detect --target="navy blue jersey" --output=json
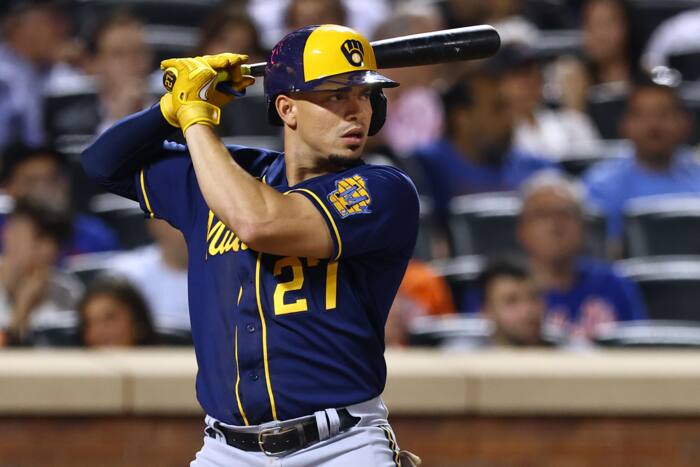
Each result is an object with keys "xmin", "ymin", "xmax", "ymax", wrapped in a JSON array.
[{"xmin": 109, "ymin": 111, "xmax": 419, "ymax": 425}]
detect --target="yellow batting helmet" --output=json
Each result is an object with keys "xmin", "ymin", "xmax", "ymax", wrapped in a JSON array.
[{"xmin": 264, "ymin": 24, "xmax": 399, "ymax": 135}]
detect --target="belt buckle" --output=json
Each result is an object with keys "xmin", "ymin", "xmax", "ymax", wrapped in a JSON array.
[{"xmin": 257, "ymin": 426, "xmax": 296, "ymax": 457}]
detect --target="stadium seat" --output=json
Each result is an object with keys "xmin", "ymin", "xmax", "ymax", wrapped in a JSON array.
[
  {"xmin": 669, "ymin": 51, "xmax": 700, "ymax": 82},
  {"xmin": 623, "ymin": 196, "xmax": 700, "ymax": 257},
  {"xmin": 628, "ymin": 0, "xmax": 700, "ymax": 54},
  {"xmin": 430, "ymin": 255, "xmax": 485, "ymax": 312},
  {"xmin": 448, "ymin": 192, "xmax": 522, "ymax": 257},
  {"xmin": 65, "ymin": 250, "xmax": 121, "ymax": 286},
  {"xmin": 587, "ymin": 91, "xmax": 627, "ymax": 139},
  {"xmin": 448, "ymin": 192, "xmax": 607, "ymax": 259},
  {"xmin": 616, "ymin": 256, "xmax": 700, "ymax": 321},
  {"xmin": 407, "ymin": 314, "xmax": 492, "ymax": 347},
  {"xmin": 559, "ymin": 140, "xmax": 626, "ymax": 177},
  {"xmin": 219, "ymin": 94, "xmax": 282, "ymax": 138},
  {"xmin": 679, "ymin": 89, "xmax": 700, "ymax": 144},
  {"xmin": 44, "ymin": 90, "xmax": 100, "ymax": 139},
  {"xmin": 413, "ymin": 197, "xmax": 437, "ymax": 261},
  {"xmin": 594, "ymin": 320, "xmax": 700, "ymax": 347},
  {"xmin": 89, "ymin": 194, "xmax": 153, "ymax": 249}
]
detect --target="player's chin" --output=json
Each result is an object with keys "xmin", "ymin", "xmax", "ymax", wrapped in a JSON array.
[{"xmin": 339, "ymin": 141, "xmax": 366, "ymax": 157}]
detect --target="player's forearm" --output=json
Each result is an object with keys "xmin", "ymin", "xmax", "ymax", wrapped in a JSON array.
[{"xmin": 184, "ymin": 125, "xmax": 291, "ymax": 239}]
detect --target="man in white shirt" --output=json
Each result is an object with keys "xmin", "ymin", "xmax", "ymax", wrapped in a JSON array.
[{"xmin": 108, "ymin": 218, "xmax": 190, "ymax": 336}]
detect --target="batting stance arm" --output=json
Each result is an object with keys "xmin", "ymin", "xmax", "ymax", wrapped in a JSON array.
[
  {"xmin": 81, "ymin": 105, "xmax": 175, "ymax": 199},
  {"xmin": 184, "ymin": 124, "xmax": 334, "ymax": 259}
]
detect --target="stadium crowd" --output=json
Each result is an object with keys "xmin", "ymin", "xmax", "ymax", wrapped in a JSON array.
[{"xmin": 2, "ymin": 0, "xmax": 700, "ymax": 349}]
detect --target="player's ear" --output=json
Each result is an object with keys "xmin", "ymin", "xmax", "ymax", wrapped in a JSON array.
[{"xmin": 276, "ymin": 94, "xmax": 297, "ymax": 129}]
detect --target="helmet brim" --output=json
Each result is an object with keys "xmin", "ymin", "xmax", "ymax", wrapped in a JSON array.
[{"xmin": 308, "ymin": 70, "xmax": 399, "ymax": 91}]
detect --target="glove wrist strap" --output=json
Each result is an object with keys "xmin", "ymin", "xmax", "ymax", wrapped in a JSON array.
[
  {"xmin": 159, "ymin": 94, "xmax": 180, "ymax": 128},
  {"xmin": 177, "ymin": 101, "xmax": 221, "ymax": 133}
]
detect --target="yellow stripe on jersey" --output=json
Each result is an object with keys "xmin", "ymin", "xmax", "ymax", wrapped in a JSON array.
[
  {"xmin": 139, "ymin": 168, "xmax": 155, "ymax": 218},
  {"xmin": 288, "ymin": 188, "xmax": 343, "ymax": 261},
  {"xmin": 256, "ymin": 252, "xmax": 278, "ymax": 420}
]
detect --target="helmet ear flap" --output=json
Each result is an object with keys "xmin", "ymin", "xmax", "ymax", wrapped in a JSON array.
[{"xmin": 368, "ymin": 89, "xmax": 387, "ymax": 136}]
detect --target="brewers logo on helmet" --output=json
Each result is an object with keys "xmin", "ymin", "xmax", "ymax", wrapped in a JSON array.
[{"xmin": 264, "ymin": 24, "xmax": 399, "ymax": 135}]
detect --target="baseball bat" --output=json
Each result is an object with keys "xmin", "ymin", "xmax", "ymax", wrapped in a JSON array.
[
  {"xmin": 163, "ymin": 25, "xmax": 500, "ymax": 93},
  {"xmin": 243, "ymin": 25, "xmax": 501, "ymax": 77}
]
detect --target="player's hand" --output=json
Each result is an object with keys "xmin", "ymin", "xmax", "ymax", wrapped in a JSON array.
[
  {"xmin": 159, "ymin": 56, "xmax": 221, "ymax": 132},
  {"xmin": 159, "ymin": 54, "xmax": 254, "ymax": 131}
]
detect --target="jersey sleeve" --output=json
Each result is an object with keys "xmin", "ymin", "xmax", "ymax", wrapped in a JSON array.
[
  {"xmin": 135, "ymin": 143, "xmax": 279, "ymax": 233},
  {"xmin": 134, "ymin": 141, "xmax": 198, "ymax": 232},
  {"xmin": 289, "ymin": 165, "xmax": 420, "ymax": 260}
]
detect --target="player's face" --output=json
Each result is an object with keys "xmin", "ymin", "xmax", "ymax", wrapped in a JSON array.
[{"xmin": 290, "ymin": 85, "xmax": 373, "ymax": 162}]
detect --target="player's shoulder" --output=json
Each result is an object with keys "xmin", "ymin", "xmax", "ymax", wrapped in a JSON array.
[
  {"xmin": 326, "ymin": 163, "xmax": 420, "ymax": 216},
  {"xmin": 341, "ymin": 163, "xmax": 417, "ymax": 192}
]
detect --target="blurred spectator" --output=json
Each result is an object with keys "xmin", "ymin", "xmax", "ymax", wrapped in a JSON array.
[
  {"xmin": 196, "ymin": 7, "xmax": 267, "ymax": 63},
  {"xmin": 413, "ymin": 73, "xmax": 556, "ymax": 218},
  {"xmin": 87, "ymin": 11, "xmax": 155, "ymax": 134},
  {"xmin": 478, "ymin": 258, "xmax": 549, "ymax": 347},
  {"xmin": 0, "ymin": 143, "xmax": 119, "ymax": 255},
  {"xmin": 248, "ymin": 0, "xmax": 390, "ymax": 48},
  {"xmin": 554, "ymin": 0, "xmax": 641, "ymax": 114},
  {"xmin": 385, "ymin": 260, "xmax": 456, "ymax": 347},
  {"xmin": 494, "ymin": 43, "xmax": 601, "ymax": 160},
  {"xmin": 584, "ymin": 81, "xmax": 698, "ymax": 251},
  {"xmin": 107, "ymin": 219, "xmax": 190, "ymax": 338},
  {"xmin": 78, "ymin": 276, "xmax": 158, "ymax": 347},
  {"xmin": 436, "ymin": 0, "xmax": 483, "ymax": 29},
  {"xmin": 372, "ymin": 7, "xmax": 445, "ymax": 157},
  {"xmin": 482, "ymin": 0, "xmax": 539, "ymax": 45},
  {"xmin": 284, "ymin": 0, "xmax": 347, "ymax": 32},
  {"xmin": 517, "ymin": 172, "xmax": 646, "ymax": 340},
  {"xmin": 642, "ymin": 8, "xmax": 700, "ymax": 72},
  {"xmin": 0, "ymin": 198, "xmax": 81, "ymax": 346},
  {"xmin": 0, "ymin": 0, "xmax": 71, "ymax": 152}
]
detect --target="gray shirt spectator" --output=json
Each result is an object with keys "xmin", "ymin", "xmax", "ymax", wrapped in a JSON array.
[{"xmin": 0, "ymin": 1, "xmax": 71, "ymax": 151}]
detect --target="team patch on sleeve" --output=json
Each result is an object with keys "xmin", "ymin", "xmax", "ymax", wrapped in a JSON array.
[{"xmin": 328, "ymin": 174, "xmax": 372, "ymax": 218}]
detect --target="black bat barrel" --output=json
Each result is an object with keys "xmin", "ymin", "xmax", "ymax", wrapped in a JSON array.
[{"xmin": 371, "ymin": 25, "xmax": 501, "ymax": 69}]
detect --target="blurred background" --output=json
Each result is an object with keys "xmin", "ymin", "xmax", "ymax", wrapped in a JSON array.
[{"xmin": 1, "ymin": 0, "xmax": 700, "ymax": 466}]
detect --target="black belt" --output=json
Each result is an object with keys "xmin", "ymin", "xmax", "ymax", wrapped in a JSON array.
[{"xmin": 205, "ymin": 409, "xmax": 360, "ymax": 456}]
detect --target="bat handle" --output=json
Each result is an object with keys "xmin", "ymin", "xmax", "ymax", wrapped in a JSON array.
[{"xmin": 162, "ymin": 63, "xmax": 266, "ymax": 95}]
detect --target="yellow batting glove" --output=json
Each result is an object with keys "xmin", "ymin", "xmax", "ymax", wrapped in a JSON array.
[
  {"xmin": 160, "ymin": 56, "xmax": 222, "ymax": 132},
  {"xmin": 159, "ymin": 93, "xmax": 179, "ymax": 128}
]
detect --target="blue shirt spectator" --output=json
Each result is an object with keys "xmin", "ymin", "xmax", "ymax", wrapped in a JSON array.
[
  {"xmin": 0, "ymin": 213, "xmax": 118, "ymax": 258},
  {"xmin": 516, "ymin": 172, "xmax": 646, "ymax": 341},
  {"xmin": 0, "ymin": 3, "xmax": 70, "ymax": 152},
  {"xmin": 415, "ymin": 138, "xmax": 556, "ymax": 214},
  {"xmin": 413, "ymin": 73, "xmax": 557, "ymax": 216},
  {"xmin": 583, "ymin": 80, "xmax": 697, "ymax": 250},
  {"xmin": 0, "ymin": 143, "xmax": 120, "ymax": 257},
  {"xmin": 545, "ymin": 259, "xmax": 646, "ymax": 323},
  {"xmin": 584, "ymin": 148, "xmax": 700, "ymax": 238}
]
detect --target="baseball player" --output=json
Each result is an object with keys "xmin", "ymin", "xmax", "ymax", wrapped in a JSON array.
[{"xmin": 82, "ymin": 25, "xmax": 420, "ymax": 466}]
